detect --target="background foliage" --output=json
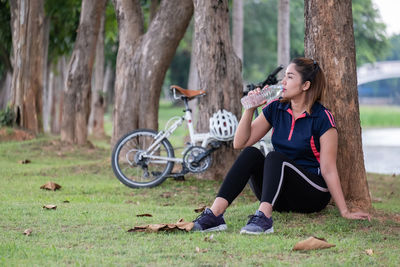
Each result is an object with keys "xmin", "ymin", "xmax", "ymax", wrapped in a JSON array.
[{"xmin": 0, "ymin": 0, "xmax": 399, "ymax": 102}]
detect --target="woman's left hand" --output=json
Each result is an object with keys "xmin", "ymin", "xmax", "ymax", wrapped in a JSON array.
[{"xmin": 341, "ymin": 210, "xmax": 371, "ymax": 221}]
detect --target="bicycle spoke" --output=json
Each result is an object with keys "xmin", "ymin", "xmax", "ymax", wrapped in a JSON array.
[{"xmin": 111, "ymin": 129, "xmax": 175, "ymax": 188}]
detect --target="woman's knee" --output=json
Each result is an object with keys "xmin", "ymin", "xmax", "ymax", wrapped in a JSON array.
[
  {"xmin": 240, "ymin": 146, "xmax": 264, "ymax": 158},
  {"xmin": 264, "ymin": 151, "xmax": 286, "ymax": 164}
]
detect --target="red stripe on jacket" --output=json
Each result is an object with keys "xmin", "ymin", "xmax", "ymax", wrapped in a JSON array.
[{"xmin": 310, "ymin": 136, "xmax": 320, "ymax": 163}]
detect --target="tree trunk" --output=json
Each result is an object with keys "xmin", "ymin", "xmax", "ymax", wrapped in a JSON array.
[
  {"xmin": 89, "ymin": 8, "xmax": 106, "ymax": 138},
  {"xmin": 232, "ymin": 0, "xmax": 244, "ymax": 62},
  {"xmin": 42, "ymin": 16, "xmax": 50, "ymax": 132},
  {"xmin": 0, "ymin": 71, "xmax": 12, "ymax": 110},
  {"xmin": 61, "ymin": 0, "xmax": 107, "ymax": 144},
  {"xmin": 112, "ymin": 0, "xmax": 193, "ymax": 145},
  {"xmin": 50, "ymin": 57, "xmax": 67, "ymax": 134},
  {"xmin": 149, "ymin": 0, "xmax": 159, "ymax": 23},
  {"xmin": 304, "ymin": 0, "xmax": 371, "ymax": 210},
  {"xmin": 9, "ymin": 0, "xmax": 45, "ymax": 133},
  {"xmin": 111, "ymin": 0, "xmax": 144, "ymax": 144},
  {"xmin": 277, "ymin": 0, "xmax": 290, "ymax": 74},
  {"xmin": 187, "ymin": 29, "xmax": 199, "ymax": 124},
  {"xmin": 103, "ymin": 63, "xmax": 113, "ymax": 114},
  {"xmin": 193, "ymin": 0, "xmax": 243, "ymax": 180}
]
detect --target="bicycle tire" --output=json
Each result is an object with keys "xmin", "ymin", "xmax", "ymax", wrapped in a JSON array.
[{"xmin": 111, "ymin": 129, "xmax": 175, "ymax": 188}]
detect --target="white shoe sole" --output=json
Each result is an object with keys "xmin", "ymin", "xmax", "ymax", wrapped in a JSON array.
[
  {"xmin": 200, "ymin": 224, "xmax": 227, "ymax": 232},
  {"xmin": 240, "ymin": 227, "xmax": 274, "ymax": 235}
]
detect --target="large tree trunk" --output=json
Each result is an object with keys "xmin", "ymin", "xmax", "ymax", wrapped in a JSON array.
[
  {"xmin": 187, "ymin": 29, "xmax": 199, "ymax": 124},
  {"xmin": 304, "ymin": 0, "xmax": 371, "ymax": 210},
  {"xmin": 277, "ymin": 0, "xmax": 290, "ymax": 72},
  {"xmin": 0, "ymin": 15, "xmax": 12, "ymax": 110},
  {"xmin": 61, "ymin": 0, "xmax": 107, "ymax": 144},
  {"xmin": 193, "ymin": 0, "xmax": 243, "ymax": 180},
  {"xmin": 50, "ymin": 57, "xmax": 67, "ymax": 134},
  {"xmin": 111, "ymin": 0, "xmax": 145, "ymax": 144},
  {"xmin": 112, "ymin": 0, "xmax": 193, "ymax": 144},
  {"xmin": 232, "ymin": 0, "xmax": 244, "ymax": 62},
  {"xmin": 103, "ymin": 63, "xmax": 113, "ymax": 114},
  {"xmin": 42, "ymin": 17, "xmax": 50, "ymax": 132},
  {"xmin": 9, "ymin": 0, "xmax": 45, "ymax": 133},
  {"xmin": 89, "ymin": 8, "xmax": 106, "ymax": 138},
  {"xmin": 0, "ymin": 71, "xmax": 12, "ymax": 110}
]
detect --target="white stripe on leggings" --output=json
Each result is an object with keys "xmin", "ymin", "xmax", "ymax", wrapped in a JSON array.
[{"xmin": 271, "ymin": 161, "xmax": 329, "ymax": 205}]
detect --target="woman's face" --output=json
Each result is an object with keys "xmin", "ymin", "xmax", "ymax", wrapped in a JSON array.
[{"xmin": 281, "ymin": 63, "xmax": 308, "ymax": 100}]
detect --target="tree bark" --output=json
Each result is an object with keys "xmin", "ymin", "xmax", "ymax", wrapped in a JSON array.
[
  {"xmin": 149, "ymin": 0, "xmax": 159, "ymax": 23},
  {"xmin": 89, "ymin": 8, "xmax": 106, "ymax": 138},
  {"xmin": 42, "ymin": 16, "xmax": 50, "ymax": 132},
  {"xmin": 0, "ymin": 71, "xmax": 12, "ymax": 110},
  {"xmin": 187, "ymin": 29, "xmax": 199, "ymax": 124},
  {"xmin": 277, "ymin": 0, "xmax": 290, "ymax": 73},
  {"xmin": 304, "ymin": 0, "xmax": 371, "ymax": 210},
  {"xmin": 112, "ymin": 0, "xmax": 193, "ymax": 145},
  {"xmin": 232, "ymin": 0, "xmax": 244, "ymax": 61},
  {"xmin": 50, "ymin": 57, "xmax": 67, "ymax": 134},
  {"xmin": 103, "ymin": 63, "xmax": 113, "ymax": 113},
  {"xmin": 61, "ymin": 0, "xmax": 107, "ymax": 144},
  {"xmin": 9, "ymin": 0, "xmax": 45, "ymax": 133},
  {"xmin": 193, "ymin": 0, "xmax": 243, "ymax": 180}
]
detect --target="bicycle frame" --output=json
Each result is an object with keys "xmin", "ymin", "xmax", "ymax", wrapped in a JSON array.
[
  {"xmin": 112, "ymin": 66, "xmax": 283, "ymax": 188},
  {"xmin": 139, "ymin": 90, "xmax": 217, "ymax": 164}
]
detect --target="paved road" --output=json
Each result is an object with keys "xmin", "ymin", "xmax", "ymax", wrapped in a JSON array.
[{"xmin": 362, "ymin": 128, "xmax": 400, "ymax": 175}]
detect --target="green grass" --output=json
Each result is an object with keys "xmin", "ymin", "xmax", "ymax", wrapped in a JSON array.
[
  {"xmin": 3, "ymin": 102, "xmax": 397, "ymax": 266},
  {"xmin": 360, "ymin": 105, "xmax": 400, "ymax": 128},
  {"xmin": 0, "ymin": 135, "xmax": 399, "ymax": 266}
]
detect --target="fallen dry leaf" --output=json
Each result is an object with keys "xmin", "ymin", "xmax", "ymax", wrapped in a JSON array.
[
  {"xmin": 43, "ymin": 204, "xmax": 57, "ymax": 210},
  {"xmin": 194, "ymin": 205, "xmax": 206, "ymax": 213},
  {"xmin": 19, "ymin": 159, "xmax": 31, "ymax": 164},
  {"xmin": 195, "ymin": 247, "xmax": 208, "ymax": 253},
  {"xmin": 365, "ymin": 249, "xmax": 374, "ymax": 256},
  {"xmin": 204, "ymin": 234, "xmax": 215, "ymax": 242},
  {"xmin": 40, "ymin": 182, "xmax": 61, "ymax": 191},
  {"xmin": 23, "ymin": 229, "xmax": 32, "ymax": 236},
  {"xmin": 292, "ymin": 236, "xmax": 335, "ymax": 251},
  {"xmin": 136, "ymin": 213, "xmax": 153, "ymax": 217},
  {"xmin": 160, "ymin": 192, "xmax": 172, "ymax": 198},
  {"xmin": 127, "ymin": 218, "xmax": 194, "ymax": 232}
]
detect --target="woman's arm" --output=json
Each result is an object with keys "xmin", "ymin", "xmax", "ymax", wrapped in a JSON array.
[
  {"xmin": 233, "ymin": 109, "xmax": 272, "ymax": 149},
  {"xmin": 319, "ymin": 128, "xmax": 371, "ymax": 220}
]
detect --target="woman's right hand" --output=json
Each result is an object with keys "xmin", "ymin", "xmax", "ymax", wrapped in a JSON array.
[{"xmin": 246, "ymin": 87, "xmax": 267, "ymax": 110}]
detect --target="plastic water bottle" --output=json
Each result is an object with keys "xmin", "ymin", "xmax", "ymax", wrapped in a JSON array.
[{"xmin": 241, "ymin": 84, "xmax": 283, "ymax": 110}]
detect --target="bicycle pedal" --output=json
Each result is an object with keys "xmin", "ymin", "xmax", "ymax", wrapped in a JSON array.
[
  {"xmin": 210, "ymin": 141, "xmax": 221, "ymax": 149},
  {"xmin": 173, "ymin": 176, "xmax": 185, "ymax": 181}
]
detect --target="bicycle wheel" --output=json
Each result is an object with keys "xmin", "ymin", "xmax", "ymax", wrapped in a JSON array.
[{"xmin": 111, "ymin": 129, "xmax": 175, "ymax": 188}]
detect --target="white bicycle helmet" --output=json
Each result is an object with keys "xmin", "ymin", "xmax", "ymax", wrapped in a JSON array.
[{"xmin": 209, "ymin": 109, "xmax": 238, "ymax": 141}]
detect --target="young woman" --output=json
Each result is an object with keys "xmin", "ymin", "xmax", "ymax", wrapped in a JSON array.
[{"xmin": 192, "ymin": 57, "xmax": 371, "ymax": 234}]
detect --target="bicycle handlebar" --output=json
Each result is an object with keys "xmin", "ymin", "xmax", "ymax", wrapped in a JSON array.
[{"xmin": 244, "ymin": 65, "xmax": 284, "ymax": 95}]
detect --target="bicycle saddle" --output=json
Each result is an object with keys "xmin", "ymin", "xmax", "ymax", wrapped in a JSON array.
[{"xmin": 170, "ymin": 85, "xmax": 206, "ymax": 99}]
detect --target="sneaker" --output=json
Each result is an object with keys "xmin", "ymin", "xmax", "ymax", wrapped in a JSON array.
[
  {"xmin": 192, "ymin": 208, "xmax": 227, "ymax": 232},
  {"xmin": 240, "ymin": 210, "xmax": 274, "ymax": 235}
]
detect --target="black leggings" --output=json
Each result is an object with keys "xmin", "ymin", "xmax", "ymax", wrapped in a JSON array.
[{"xmin": 217, "ymin": 147, "xmax": 331, "ymax": 213}]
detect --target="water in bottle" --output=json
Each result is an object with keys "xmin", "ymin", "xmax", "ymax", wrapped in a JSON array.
[{"xmin": 241, "ymin": 84, "xmax": 283, "ymax": 110}]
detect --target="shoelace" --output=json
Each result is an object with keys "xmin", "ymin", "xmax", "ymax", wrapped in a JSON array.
[
  {"xmin": 194, "ymin": 210, "xmax": 210, "ymax": 222},
  {"xmin": 247, "ymin": 214, "xmax": 262, "ymax": 224}
]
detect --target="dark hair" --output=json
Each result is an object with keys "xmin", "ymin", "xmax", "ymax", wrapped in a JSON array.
[{"xmin": 287, "ymin": 57, "xmax": 326, "ymax": 113}]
